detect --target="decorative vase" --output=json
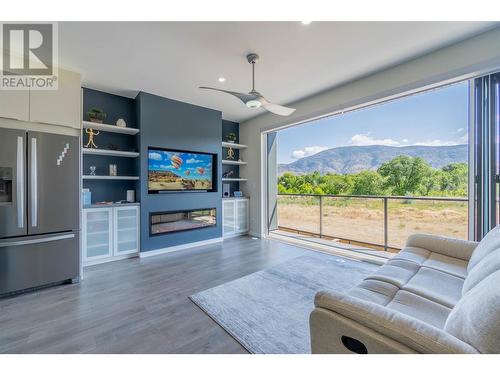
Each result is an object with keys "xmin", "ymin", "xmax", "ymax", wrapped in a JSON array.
[
  {"xmin": 89, "ymin": 118, "xmax": 103, "ymax": 124},
  {"xmin": 116, "ymin": 118, "xmax": 126, "ymax": 128}
]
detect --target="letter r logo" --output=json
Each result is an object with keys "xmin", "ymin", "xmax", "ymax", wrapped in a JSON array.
[{"xmin": 2, "ymin": 23, "xmax": 53, "ymax": 75}]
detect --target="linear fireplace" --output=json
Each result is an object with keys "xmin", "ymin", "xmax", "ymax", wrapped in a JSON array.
[{"xmin": 150, "ymin": 208, "xmax": 216, "ymax": 236}]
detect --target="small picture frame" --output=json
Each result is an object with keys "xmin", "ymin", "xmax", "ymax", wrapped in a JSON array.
[
  {"xmin": 234, "ymin": 191, "xmax": 243, "ymax": 198},
  {"xmin": 109, "ymin": 164, "xmax": 117, "ymax": 176}
]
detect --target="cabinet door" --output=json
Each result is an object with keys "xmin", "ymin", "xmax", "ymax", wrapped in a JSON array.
[
  {"xmin": 0, "ymin": 90, "xmax": 29, "ymax": 121},
  {"xmin": 223, "ymin": 200, "xmax": 236, "ymax": 237},
  {"xmin": 236, "ymin": 199, "xmax": 249, "ymax": 233},
  {"xmin": 113, "ymin": 206, "xmax": 139, "ymax": 255},
  {"xmin": 83, "ymin": 208, "xmax": 112, "ymax": 262},
  {"xmin": 29, "ymin": 69, "xmax": 81, "ymax": 128}
]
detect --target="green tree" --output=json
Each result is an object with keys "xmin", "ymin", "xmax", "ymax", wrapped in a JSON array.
[
  {"xmin": 377, "ymin": 155, "xmax": 431, "ymax": 196},
  {"xmin": 351, "ymin": 170, "xmax": 386, "ymax": 195}
]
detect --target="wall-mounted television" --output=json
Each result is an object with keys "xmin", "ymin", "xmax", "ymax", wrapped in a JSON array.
[{"xmin": 148, "ymin": 147, "xmax": 217, "ymax": 193}]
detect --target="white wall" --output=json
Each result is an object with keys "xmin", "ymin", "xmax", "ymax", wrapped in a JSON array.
[{"xmin": 239, "ymin": 26, "xmax": 500, "ymax": 237}]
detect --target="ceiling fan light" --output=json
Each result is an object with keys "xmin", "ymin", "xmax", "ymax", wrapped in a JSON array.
[{"xmin": 246, "ymin": 99, "xmax": 262, "ymax": 109}]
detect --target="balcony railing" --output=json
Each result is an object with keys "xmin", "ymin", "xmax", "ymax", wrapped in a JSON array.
[{"xmin": 276, "ymin": 193, "xmax": 468, "ymax": 251}]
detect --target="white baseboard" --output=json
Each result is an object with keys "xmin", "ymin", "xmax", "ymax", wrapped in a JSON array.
[
  {"xmin": 83, "ymin": 252, "xmax": 138, "ymax": 267},
  {"xmin": 248, "ymin": 231, "xmax": 263, "ymax": 238},
  {"xmin": 139, "ymin": 237, "xmax": 223, "ymax": 258}
]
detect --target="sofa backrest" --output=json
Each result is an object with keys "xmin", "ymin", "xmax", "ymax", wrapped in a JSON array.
[
  {"xmin": 445, "ymin": 270, "xmax": 500, "ymax": 353},
  {"xmin": 467, "ymin": 225, "xmax": 500, "ymax": 271},
  {"xmin": 463, "ymin": 247, "xmax": 500, "ymax": 294}
]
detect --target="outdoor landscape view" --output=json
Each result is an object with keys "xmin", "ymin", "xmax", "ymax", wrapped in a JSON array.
[{"xmin": 275, "ymin": 82, "xmax": 469, "ymax": 250}]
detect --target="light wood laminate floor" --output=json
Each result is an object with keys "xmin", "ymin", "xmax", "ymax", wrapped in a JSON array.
[{"xmin": 0, "ymin": 236, "xmax": 313, "ymax": 354}]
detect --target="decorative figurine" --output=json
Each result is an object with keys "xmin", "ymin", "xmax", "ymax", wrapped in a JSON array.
[
  {"xmin": 85, "ymin": 128, "xmax": 100, "ymax": 149},
  {"xmin": 116, "ymin": 118, "xmax": 126, "ymax": 128},
  {"xmin": 89, "ymin": 166, "xmax": 96, "ymax": 176},
  {"xmin": 222, "ymin": 170, "xmax": 234, "ymax": 178},
  {"xmin": 227, "ymin": 147, "xmax": 235, "ymax": 160}
]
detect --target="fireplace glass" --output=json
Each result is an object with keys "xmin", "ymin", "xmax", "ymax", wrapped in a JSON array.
[{"xmin": 150, "ymin": 208, "xmax": 216, "ymax": 235}]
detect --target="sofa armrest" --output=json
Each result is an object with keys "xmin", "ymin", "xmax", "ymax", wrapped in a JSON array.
[
  {"xmin": 405, "ymin": 233, "xmax": 478, "ymax": 261},
  {"xmin": 313, "ymin": 290, "xmax": 478, "ymax": 353}
]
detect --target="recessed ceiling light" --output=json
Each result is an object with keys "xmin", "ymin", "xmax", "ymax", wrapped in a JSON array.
[
  {"xmin": 301, "ymin": 21, "xmax": 311, "ymax": 25},
  {"xmin": 218, "ymin": 77, "xmax": 226, "ymax": 82}
]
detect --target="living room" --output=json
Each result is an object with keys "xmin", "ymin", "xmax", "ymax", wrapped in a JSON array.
[{"xmin": 1, "ymin": 2, "xmax": 500, "ymax": 374}]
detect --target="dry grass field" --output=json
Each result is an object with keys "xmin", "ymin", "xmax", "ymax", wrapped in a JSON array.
[{"xmin": 277, "ymin": 196, "xmax": 468, "ymax": 249}]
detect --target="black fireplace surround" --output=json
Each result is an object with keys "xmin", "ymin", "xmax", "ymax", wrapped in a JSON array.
[{"xmin": 150, "ymin": 208, "xmax": 216, "ymax": 236}]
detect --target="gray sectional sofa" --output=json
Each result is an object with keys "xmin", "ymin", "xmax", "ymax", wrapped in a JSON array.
[{"xmin": 310, "ymin": 227, "xmax": 500, "ymax": 353}]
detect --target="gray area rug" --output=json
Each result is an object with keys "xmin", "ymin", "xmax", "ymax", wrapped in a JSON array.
[{"xmin": 190, "ymin": 253, "xmax": 378, "ymax": 354}]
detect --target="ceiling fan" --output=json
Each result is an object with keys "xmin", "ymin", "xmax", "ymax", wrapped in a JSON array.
[{"xmin": 200, "ymin": 53, "xmax": 296, "ymax": 116}]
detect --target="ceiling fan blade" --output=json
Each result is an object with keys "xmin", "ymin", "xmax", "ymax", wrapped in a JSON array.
[
  {"xmin": 199, "ymin": 86, "xmax": 258, "ymax": 104},
  {"xmin": 258, "ymin": 97, "xmax": 296, "ymax": 116}
]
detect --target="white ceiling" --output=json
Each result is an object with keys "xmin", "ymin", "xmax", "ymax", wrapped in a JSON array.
[{"xmin": 58, "ymin": 22, "xmax": 497, "ymax": 122}]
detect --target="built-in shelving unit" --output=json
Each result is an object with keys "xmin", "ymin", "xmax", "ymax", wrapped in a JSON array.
[
  {"xmin": 222, "ymin": 160, "xmax": 248, "ymax": 165},
  {"xmin": 82, "ymin": 121, "xmax": 140, "ymax": 135},
  {"xmin": 82, "ymin": 148, "xmax": 140, "ymax": 158},
  {"xmin": 222, "ymin": 141, "xmax": 247, "ymax": 149},
  {"xmin": 83, "ymin": 175, "xmax": 140, "ymax": 180}
]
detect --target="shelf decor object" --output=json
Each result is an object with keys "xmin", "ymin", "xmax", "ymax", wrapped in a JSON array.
[{"xmin": 87, "ymin": 107, "xmax": 107, "ymax": 123}]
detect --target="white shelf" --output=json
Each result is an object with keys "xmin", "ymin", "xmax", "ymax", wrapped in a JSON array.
[
  {"xmin": 222, "ymin": 178, "xmax": 247, "ymax": 182},
  {"xmin": 222, "ymin": 141, "xmax": 247, "ymax": 149},
  {"xmin": 82, "ymin": 121, "xmax": 139, "ymax": 135},
  {"xmin": 83, "ymin": 175, "xmax": 140, "ymax": 180},
  {"xmin": 82, "ymin": 148, "xmax": 140, "ymax": 158},
  {"xmin": 222, "ymin": 160, "xmax": 248, "ymax": 165}
]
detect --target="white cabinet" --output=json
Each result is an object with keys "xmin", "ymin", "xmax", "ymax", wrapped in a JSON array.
[
  {"xmin": 83, "ymin": 205, "xmax": 140, "ymax": 265},
  {"xmin": 222, "ymin": 198, "xmax": 249, "ymax": 237},
  {"xmin": 114, "ymin": 206, "xmax": 140, "ymax": 256},
  {"xmin": 29, "ymin": 69, "xmax": 81, "ymax": 128},
  {"xmin": 0, "ymin": 69, "xmax": 81, "ymax": 129},
  {"xmin": 0, "ymin": 90, "xmax": 30, "ymax": 121}
]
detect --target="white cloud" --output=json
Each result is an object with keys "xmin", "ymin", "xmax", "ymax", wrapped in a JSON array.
[
  {"xmin": 349, "ymin": 133, "xmax": 400, "ymax": 146},
  {"xmin": 149, "ymin": 152, "xmax": 162, "ymax": 161},
  {"xmin": 414, "ymin": 139, "xmax": 461, "ymax": 146},
  {"xmin": 291, "ymin": 146, "xmax": 328, "ymax": 159},
  {"xmin": 402, "ymin": 139, "xmax": 409, "ymax": 143},
  {"xmin": 159, "ymin": 164, "xmax": 174, "ymax": 169},
  {"xmin": 186, "ymin": 158, "xmax": 202, "ymax": 164}
]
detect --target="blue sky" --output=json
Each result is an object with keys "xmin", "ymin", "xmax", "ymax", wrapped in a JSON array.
[
  {"xmin": 148, "ymin": 150, "xmax": 212, "ymax": 180},
  {"xmin": 277, "ymin": 82, "xmax": 469, "ymax": 164}
]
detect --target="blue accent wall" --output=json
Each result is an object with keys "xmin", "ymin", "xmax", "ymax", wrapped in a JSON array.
[
  {"xmin": 82, "ymin": 88, "xmax": 139, "ymax": 203},
  {"xmin": 136, "ymin": 91, "xmax": 223, "ymax": 252}
]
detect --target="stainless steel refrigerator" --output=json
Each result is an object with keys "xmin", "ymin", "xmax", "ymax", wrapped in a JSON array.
[{"xmin": 0, "ymin": 128, "xmax": 80, "ymax": 295}]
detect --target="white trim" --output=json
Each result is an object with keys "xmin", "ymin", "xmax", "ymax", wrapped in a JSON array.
[
  {"xmin": 84, "ymin": 253, "xmax": 138, "ymax": 267},
  {"xmin": 82, "ymin": 121, "xmax": 140, "ymax": 135},
  {"xmin": 139, "ymin": 237, "xmax": 223, "ymax": 258},
  {"xmin": 222, "ymin": 141, "xmax": 247, "ymax": 149}
]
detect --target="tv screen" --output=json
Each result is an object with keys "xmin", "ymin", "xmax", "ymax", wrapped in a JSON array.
[{"xmin": 148, "ymin": 147, "xmax": 217, "ymax": 193}]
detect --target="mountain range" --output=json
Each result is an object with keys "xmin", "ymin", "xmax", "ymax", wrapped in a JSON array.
[{"xmin": 278, "ymin": 145, "xmax": 467, "ymax": 175}]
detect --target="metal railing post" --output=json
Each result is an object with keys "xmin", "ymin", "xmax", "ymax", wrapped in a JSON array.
[
  {"xmin": 383, "ymin": 197, "xmax": 388, "ymax": 251},
  {"xmin": 319, "ymin": 195, "xmax": 323, "ymax": 238}
]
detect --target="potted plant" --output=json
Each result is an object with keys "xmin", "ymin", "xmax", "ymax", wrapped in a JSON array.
[
  {"xmin": 226, "ymin": 132, "xmax": 237, "ymax": 143},
  {"xmin": 87, "ymin": 108, "xmax": 107, "ymax": 123}
]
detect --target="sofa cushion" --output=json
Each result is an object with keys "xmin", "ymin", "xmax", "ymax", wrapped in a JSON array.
[
  {"xmin": 423, "ymin": 252, "xmax": 468, "ymax": 279},
  {"xmin": 403, "ymin": 267, "xmax": 464, "ymax": 308},
  {"xmin": 463, "ymin": 247, "xmax": 500, "ymax": 294},
  {"xmin": 467, "ymin": 225, "xmax": 500, "ymax": 271},
  {"xmin": 349, "ymin": 279, "xmax": 399, "ymax": 305},
  {"xmin": 392, "ymin": 246, "xmax": 430, "ymax": 265},
  {"xmin": 387, "ymin": 290, "xmax": 451, "ymax": 329},
  {"xmin": 444, "ymin": 270, "xmax": 500, "ymax": 353},
  {"xmin": 366, "ymin": 259, "xmax": 420, "ymax": 288}
]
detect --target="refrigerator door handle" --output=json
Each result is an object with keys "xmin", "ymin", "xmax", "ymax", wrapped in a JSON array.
[
  {"xmin": 0, "ymin": 233, "xmax": 75, "ymax": 248},
  {"xmin": 16, "ymin": 136, "xmax": 24, "ymax": 229},
  {"xmin": 31, "ymin": 137, "xmax": 38, "ymax": 227}
]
